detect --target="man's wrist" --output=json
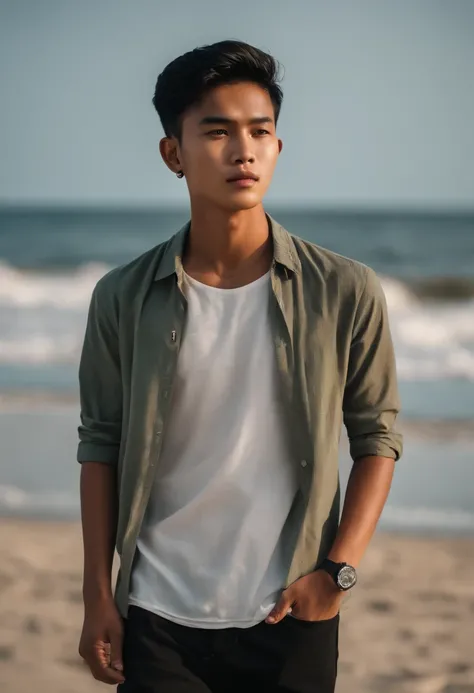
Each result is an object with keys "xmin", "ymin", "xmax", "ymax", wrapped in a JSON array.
[
  {"xmin": 319, "ymin": 558, "xmax": 358, "ymax": 591},
  {"xmin": 82, "ymin": 578, "xmax": 113, "ymax": 606},
  {"xmin": 326, "ymin": 547, "xmax": 360, "ymax": 568}
]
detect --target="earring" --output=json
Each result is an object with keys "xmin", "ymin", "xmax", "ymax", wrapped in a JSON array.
[{"xmin": 176, "ymin": 170, "xmax": 184, "ymax": 179}]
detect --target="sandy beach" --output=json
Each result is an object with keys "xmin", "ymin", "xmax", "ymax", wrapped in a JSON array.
[{"xmin": 0, "ymin": 520, "xmax": 473, "ymax": 693}]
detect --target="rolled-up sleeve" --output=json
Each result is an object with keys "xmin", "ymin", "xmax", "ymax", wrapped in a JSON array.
[
  {"xmin": 77, "ymin": 275, "xmax": 122, "ymax": 464},
  {"xmin": 343, "ymin": 266, "xmax": 403, "ymax": 462}
]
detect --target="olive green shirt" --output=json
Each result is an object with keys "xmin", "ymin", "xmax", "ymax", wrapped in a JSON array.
[{"xmin": 77, "ymin": 213, "xmax": 403, "ymax": 618}]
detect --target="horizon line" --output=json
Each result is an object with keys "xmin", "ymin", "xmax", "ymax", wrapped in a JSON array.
[{"xmin": 1, "ymin": 200, "xmax": 474, "ymax": 217}]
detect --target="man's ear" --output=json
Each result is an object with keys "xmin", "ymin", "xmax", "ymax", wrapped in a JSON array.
[
  {"xmin": 159, "ymin": 137, "xmax": 182, "ymax": 175},
  {"xmin": 278, "ymin": 138, "xmax": 283, "ymax": 155}
]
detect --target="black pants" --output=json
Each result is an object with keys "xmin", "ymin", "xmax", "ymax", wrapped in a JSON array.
[{"xmin": 118, "ymin": 605, "xmax": 339, "ymax": 692}]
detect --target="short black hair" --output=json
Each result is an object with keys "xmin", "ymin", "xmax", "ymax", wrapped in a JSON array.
[{"xmin": 152, "ymin": 39, "xmax": 284, "ymax": 141}]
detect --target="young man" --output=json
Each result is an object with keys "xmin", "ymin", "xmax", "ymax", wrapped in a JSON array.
[{"xmin": 77, "ymin": 40, "xmax": 402, "ymax": 693}]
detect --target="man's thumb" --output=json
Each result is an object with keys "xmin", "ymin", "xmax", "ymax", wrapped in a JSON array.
[
  {"xmin": 109, "ymin": 629, "xmax": 124, "ymax": 671},
  {"xmin": 265, "ymin": 590, "xmax": 293, "ymax": 624}
]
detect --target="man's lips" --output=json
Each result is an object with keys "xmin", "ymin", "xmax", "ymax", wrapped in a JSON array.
[
  {"xmin": 227, "ymin": 178, "xmax": 258, "ymax": 188},
  {"xmin": 226, "ymin": 173, "xmax": 259, "ymax": 182},
  {"xmin": 226, "ymin": 173, "xmax": 259, "ymax": 188}
]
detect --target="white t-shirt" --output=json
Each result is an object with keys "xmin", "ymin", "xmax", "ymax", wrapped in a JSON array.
[{"xmin": 128, "ymin": 269, "xmax": 299, "ymax": 628}]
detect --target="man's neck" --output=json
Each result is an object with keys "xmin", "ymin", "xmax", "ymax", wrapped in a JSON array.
[{"xmin": 183, "ymin": 204, "xmax": 273, "ymax": 289}]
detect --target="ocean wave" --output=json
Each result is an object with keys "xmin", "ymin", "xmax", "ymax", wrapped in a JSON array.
[
  {"xmin": 2, "ymin": 259, "xmax": 473, "ymax": 310},
  {"xmin": 0, "ymin": 260, "xmax": 111, "ymax": 308},
  {"xmin": 0, "ymin": 260, "xmax": 112, "ymax": 364},
  {"xmin": 0, "ymin": 335, "xmax": 79, "ymax": 364},
  {"xmin": 384, "ymin": 278, "xmax": 474, "ymax": 380},
  {"xmin": 0, "ymin": 260, "xmax": 473, "ymax": 379}
]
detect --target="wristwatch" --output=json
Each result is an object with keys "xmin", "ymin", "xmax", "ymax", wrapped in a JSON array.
[{"xmin": 319, "ymin": 558, "xmax": 357, "ymax": 591}]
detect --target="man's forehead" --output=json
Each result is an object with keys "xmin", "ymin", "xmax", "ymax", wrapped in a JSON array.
[
  {"xmin": 194, "ymin": 83, "xmax": 273, "ymax": 114},
  {"xmin": 190, "ymin": 92, "xmax": 274, "ymax": 125}
]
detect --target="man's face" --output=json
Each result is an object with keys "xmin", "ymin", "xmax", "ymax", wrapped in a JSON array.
[{"xmin": 166, "ymin": 82, "xmax": 282, "ymax": 211}]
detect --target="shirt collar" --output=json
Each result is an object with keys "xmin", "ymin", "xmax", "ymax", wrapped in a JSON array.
[{"xmin": 154, "ymin": 213, "xmax": 301, "ymax": 282}]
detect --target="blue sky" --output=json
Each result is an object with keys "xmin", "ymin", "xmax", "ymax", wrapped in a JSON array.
[{"xmin": 1, "ymin": 0, "xmax": 473, "ymax": 207}]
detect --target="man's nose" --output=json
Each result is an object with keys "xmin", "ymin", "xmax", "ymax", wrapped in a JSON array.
[{"xmin": 231, "ymin": 135, "xmax": 255, "ymax": 164}]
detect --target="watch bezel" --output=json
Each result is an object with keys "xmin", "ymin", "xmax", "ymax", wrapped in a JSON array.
[{"xmin": 336, "ymin": 564, "xmax": 357, "ymax": 591}]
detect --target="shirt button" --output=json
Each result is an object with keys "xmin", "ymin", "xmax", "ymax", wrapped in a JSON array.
[{"xmin": 300, "ymin": 459, "xmax": 308, "ymax": 468}]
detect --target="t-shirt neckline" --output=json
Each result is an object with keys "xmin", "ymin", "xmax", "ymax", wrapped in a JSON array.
[{"xmin": 183, "ymin": 269, "xmax": 271, "ymax": 295}]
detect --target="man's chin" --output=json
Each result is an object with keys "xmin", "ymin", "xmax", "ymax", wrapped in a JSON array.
[
  {"xmin": 223, "ymin": 192, "xmax": 263, "ymax": 212},
  {"xmin": 195, "ymin": 189, "xmax": 263, "ymax": 213}
]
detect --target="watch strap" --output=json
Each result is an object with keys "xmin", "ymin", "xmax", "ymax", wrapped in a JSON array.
[{"xmin": 319, "ymin": 559, "xmax": 346, "ymax": 587}]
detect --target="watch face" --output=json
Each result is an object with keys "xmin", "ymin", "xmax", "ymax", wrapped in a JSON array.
[{"xmin": 337, "ymin": 565, "xmax": 357, "ymax": 590}]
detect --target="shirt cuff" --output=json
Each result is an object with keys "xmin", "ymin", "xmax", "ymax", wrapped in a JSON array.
[
  {"xmin": 77, "ymin": 442, "xmax": 119, "ymax": 464},
  {"xmin": 349, "ymin": 436, "xmax": 402, "ymax": 462}
]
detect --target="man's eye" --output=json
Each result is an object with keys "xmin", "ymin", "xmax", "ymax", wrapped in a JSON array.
[
  {"xmin": 255, "ymin": 129, "xmax": 270, "ymax": 136},
  {"xmin": 208, "ymin": 129, "xmax": 227, "ymax": 136}
]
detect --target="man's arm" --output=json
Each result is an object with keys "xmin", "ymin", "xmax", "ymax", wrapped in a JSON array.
[
  {"xmin": 77, "ymin": 279, "xmax": 125, "ymax": 685},
  {"xmin": 80, "ymin": 462, "xmax": 118, "ymax": 603},
  {"xmin": 267, "ymin": 267, "xmax": 402, "ymax": 623},
  {"xmin": 79, "ymin": 462, "xmax": 124, "ymax": 684},
  {"xmin": 327, "ymin": 455, "xmax": 395, "ymax": 567},
  {"xmin": 332, "ymin": 265, "xmax": 402, "ymax": 564}
]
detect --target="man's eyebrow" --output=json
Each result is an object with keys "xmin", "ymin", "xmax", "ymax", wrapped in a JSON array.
[{"xmin": 198, "ymin": 116, "xmax": 274, "ymax": 126}]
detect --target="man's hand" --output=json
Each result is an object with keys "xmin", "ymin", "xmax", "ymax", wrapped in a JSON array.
[
  {"xmin": 79, "ymin": 596, "xmax": 126, "ymax": 685},
  {"xmin": 265, "ymin": 569, "xmax": 343, "ymax": 624}
]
